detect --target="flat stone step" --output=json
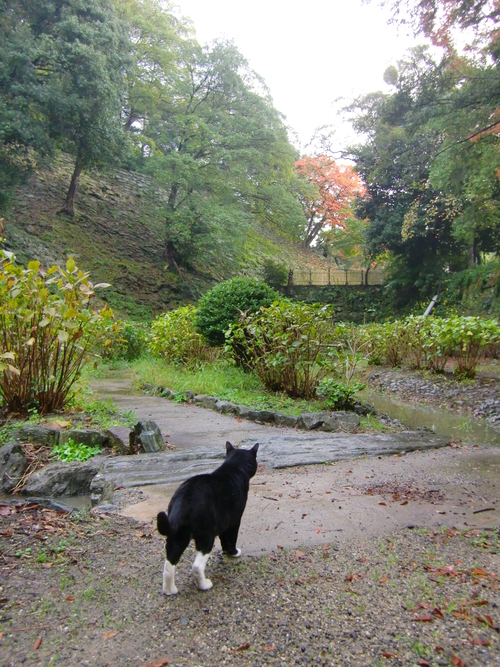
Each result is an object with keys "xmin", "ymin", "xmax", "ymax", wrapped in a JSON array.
[{"xmin": 90, "ymin": 431, "xmax": 450, "ymax": 504}]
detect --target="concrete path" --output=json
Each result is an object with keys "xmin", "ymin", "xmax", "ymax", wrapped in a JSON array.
[{"xmin": 91, "ymin": 372, "xmax": 500, "ymax": 553}]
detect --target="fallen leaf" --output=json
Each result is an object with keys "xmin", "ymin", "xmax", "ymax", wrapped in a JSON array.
[
  {"xmin": 262, "ymin": 646, "xmax": 276, "ymax": 652},
  {"xmin": 414, "ymin": 615, "xmax": 433, "ymax": 622},
  {"xmin": 379, "ymin": 576, "xmax": 388, "ymax": 584},
  {"xmin": 432, "ymin": 607, "xmax": 444, "ymax": 619},
  {"xmin": 417, "ymin": 660, "xmax": 431, "ymax": 667},
  {"xmin": 469, "ymin": 638, "xmax": 490, "ymax": 646},
  {"xmin": 434, "ymin": 646, "xmax": 444, "ymax": 652},
  {"xmin": 103, "ymin": 631, "xmax": 118, "ymax": 640},
  {"xmin": 382, "ymin": 653, "xmax": 395, "ymax": 658},
  {"xmin": 139, "ymin": 659, "xmax": 170, "ymax": 667},
  {"xmin": 315, "ymin": 529, "xmax": 321, "ymax": 534},
  {"xmin": 451, "ymin": 655, "xmax": 467, "ymax": 667},
  {"xmin": 66, "ymin": 596, "xmax": 74, "ymax": 602},
  {"xmin": 379, "ymin": 501, "xmax": 387, "ymax": 506},
  {"xmin": 41, "ymin": 562, "xmax": 53, "ymax": 569},
  {"xmin": 33, "ymin": 637, "xmax": 42, "ymax": 650},
  {"xmin": 400, "ymin": 500, "xmax": 408, "ymax": 506},
  {"xmin": 277, "ymin": 545, "xmax": 283, "ymax": 550},
  {"xmin": 236, "ymin": 643, "xmax": 250, "ymax": 651},
  {"xmin": 237, "ymin": 419, "xmax": 242, "ymax": 424},
  {"xmin": 294, "ymin": 550, "xmax": 306, "ymax": 560},
  {"xmin": 471, "ymin": 568, "xmax": 488, "ymax": 576},
  {"xmin": 472, "ymin": 600, "xmax": 489, "ymax": 606}
]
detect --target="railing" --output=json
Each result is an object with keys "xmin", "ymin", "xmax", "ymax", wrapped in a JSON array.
[{"xmin": 289, "ymin": 268, "xmax": 384, "ymax": 286}]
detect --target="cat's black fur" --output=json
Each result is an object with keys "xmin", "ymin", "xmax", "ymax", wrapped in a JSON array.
[{"xmin": 157, "ymin": 441, "xmax": 259, "ymax": 567}]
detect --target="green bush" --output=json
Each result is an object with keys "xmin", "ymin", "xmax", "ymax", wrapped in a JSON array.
[
  {"xmin": 97, "ymin": 321, "xmax": 148, "ymax": 361},
  {"xmin": 365, "ymin": 315, "xmax": 500, "ymax": 377},
  {"xmin": 316, "ymin": 378, "xmax": 365, "ymax": 410},
  {"xmin": 227, "ymin": 301, "xmax": 336, "ymax": 398},
  {"xmin": 149, "ymin": 306, "xmax": 217, "ymax": 365},
  {"xmin": 0, "ymin": 252, "xmax": 120, "ymax": 414},
  {"xmin": 262, "ymin": 260, "xmax": 289, "ymax": 289},
  {"xmin": 195, "ymin": 277, "xmax": 280, "ymax": 346}
]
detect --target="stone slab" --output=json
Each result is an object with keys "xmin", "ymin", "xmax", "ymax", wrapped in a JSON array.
[{"xmin": 89, "ymin": 430, "xmax": 451, "ymax": 503}]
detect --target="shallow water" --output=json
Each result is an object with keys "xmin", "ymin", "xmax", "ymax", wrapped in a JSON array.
[{"xmin": 359, "ymin": 388, "xmax": 500, "ymax": 446}]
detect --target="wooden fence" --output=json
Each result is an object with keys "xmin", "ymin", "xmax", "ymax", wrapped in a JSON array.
[{"xmin": 289, "ymin": 267, "xmax": 384, "ymax": 286}]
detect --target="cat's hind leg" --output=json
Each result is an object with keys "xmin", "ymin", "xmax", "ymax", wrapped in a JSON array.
[
  {"xmin": 220, "ymin": 522, "xmax": 242, "ymax": 558},
  {"xmin": 163, "ymin": 527, "xmax": 190, "ymax": 596},
  {"xmin": 192, "ymin": 535, "xmax": 215, "ymax": 591}
]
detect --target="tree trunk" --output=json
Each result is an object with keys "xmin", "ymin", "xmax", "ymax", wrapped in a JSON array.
[
  {"xmin": 61, "ymin": 157, "xmax": 83, "ymax": 217},
  {"xmin": 468, "ymin": 242, "xmax": 476, "ymax": 269}
]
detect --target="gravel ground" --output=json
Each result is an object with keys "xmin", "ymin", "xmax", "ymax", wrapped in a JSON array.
[{"xmin": 0, "ymin": 501, "xmax": 499, "ymax": 667}]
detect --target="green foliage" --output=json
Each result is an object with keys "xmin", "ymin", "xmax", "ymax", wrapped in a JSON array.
[
  {"xmin": 149, "ymin": 306, "xmax": 217, "ymax": 365},
  {"xmin": 195, "ymin": 278, "xmax": 280, "ymax": 347},
  {"xmin": 262, "ymin": 259, "xmax": 289, "ymax": 289},
  {"xmin": 130, "ymin": 356, "xmax": 327, "ymax": 416},
  {"xmin": 0, "ymin": 251, "xmax": 120, "ymax": 414},
  {"xmin": 97, "ymin": 321, "xmax": 147, "ymax": 361},
  {"xmin": 365, "ymin": 315, "xmax": 500, "ymax": 378},
  {"xmin": 316, "ymin": 378, "xmax": 365, "ymax": 410},
  {"xmin": 227, "ymin": 301, "xmax": 337, "ymax": 398},
  {"xmin": 51, "ymin": 437, "xmax": 101, "ymax": 462}
]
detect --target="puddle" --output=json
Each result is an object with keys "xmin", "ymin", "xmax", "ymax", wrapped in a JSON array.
[{"xmin": 359, "ymin": 389, "xmax": 500, "ymax": 446}]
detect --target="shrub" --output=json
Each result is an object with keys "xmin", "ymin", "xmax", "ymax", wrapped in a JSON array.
[
  {"xmin": 437, "ymin": 315, "xmax": 500, "ymax": 378},
  {"xmin": 0, "ymin": 252, "xmax": 120, "ymax": 414},
  {"xmin": 98, "ymin": 321, "xmax": 148, "ymax": 361},
  {"xmin": 227, "ymin": 301, "xmax": 336, "ymax": 398},
  {"xmin": 149, "ymin": 306, "xmax": 217, "ymax": 365},
  {"xmin": 262, "ymin": 260, "xmax": 289, "ymax": 289},
  {"xmin": 195, "ymin": 277, "xmax": 280, "ymax": 346},
  {"xmin": 316, "ymin": 378, "xmax": 365, "ymax": 410}
]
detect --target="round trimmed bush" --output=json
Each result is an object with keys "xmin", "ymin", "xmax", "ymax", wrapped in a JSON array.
[{"xmin": 195, "ymin": 277, "xmax": 280, "ymax": 346}]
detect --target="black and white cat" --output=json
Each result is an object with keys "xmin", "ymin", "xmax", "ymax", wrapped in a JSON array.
[{"xmin": 157, "ymin": 441, "xmax": 259, "ymax": 595}]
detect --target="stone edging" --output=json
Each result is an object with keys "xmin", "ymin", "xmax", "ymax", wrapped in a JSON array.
[{"xmin": 140, "ymin": 383, "xmax": 361, "ymax": 433}]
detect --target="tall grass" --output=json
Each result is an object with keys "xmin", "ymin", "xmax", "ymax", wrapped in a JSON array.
[{"xmin": 129, "ymin": 357, "xmax": 327, "ymax": 415}]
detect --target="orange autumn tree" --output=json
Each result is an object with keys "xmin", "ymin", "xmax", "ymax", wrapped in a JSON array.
[{"xmin": 294, "ymin": 155, "xmax": 365, "ymax": 247}]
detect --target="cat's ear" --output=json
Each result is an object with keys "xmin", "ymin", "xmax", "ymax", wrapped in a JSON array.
[
  {"xmin": 226, "ymin": 441, "xmax": 234, "ymax": 455},
  {"xmin": 251, "ymin": 442, "xmax": 259, "ymax": 455}
]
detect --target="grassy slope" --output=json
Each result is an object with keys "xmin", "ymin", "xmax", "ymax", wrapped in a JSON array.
[{"xmin": 2, "ymin": 154, "xmax": 330, "ymax": 319}]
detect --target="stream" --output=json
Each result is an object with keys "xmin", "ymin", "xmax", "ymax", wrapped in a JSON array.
[{"xmin": 359, "ymin": 388, "xmax": 500, "ymax": 446}]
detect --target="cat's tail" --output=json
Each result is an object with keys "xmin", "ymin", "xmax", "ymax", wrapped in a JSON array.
[{"xmin": 157, "ymin": 511, "xmax": 171, "ymax": 537}]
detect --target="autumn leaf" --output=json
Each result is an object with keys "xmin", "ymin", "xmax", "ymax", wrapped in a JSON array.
[
  {"xmin": 417, "ymin": 660, "xmax": 431, "ymax": 667},
  {"xmin": 379, "ymin": 576, "xmax": 388, "ymax": 584},
  {"xmin": 469, "ymin": 637, "xmax": 490, "ymax": 646},
  {"xmin": 66, "ymin": 596, "xmax": 74, "ymax": 602},
  {"xmin": 451, "ymin": 655, "xmax": 467, "ymax": 667},
  {"xmin": 382, "ymin": 653, "xmax": 395, "ymax": 659},
  {"xmin": 33, "ymin": 637, "xmax": 42, "ymax": 650},
  {"xmin": 414, "ymin": 615, "xmax": 433, "ymax": 622},
  {"xmin": 139, "ymin": 659, "xmax": 170, "ymax": 667},
  {"xmin": 103, "ymin": 631, "xmax": 118, "ymax": 639},
  {"xmin": 236, "ymin": 643, "xmax": 250, "ymax": 651},
  {"xmin": 262, "ymin": 646, "xmax": 276, "ymax": 652}
]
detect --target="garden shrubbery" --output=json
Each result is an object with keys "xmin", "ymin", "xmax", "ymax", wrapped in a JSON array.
[
  {"xmin": 195, "ymin": 277, "xmax": 280, "ymax": 346},
  {"xmin": 365, "ymin": 315, "xmax": 500, "ymax": 378},
  {"xmin": 227, "ymin": 301, "xmax": 338, "ymax": 398},
  {"xmin": 149, "ymin": 305, "xmax": 217, "ymax": 365},
  {"xmin": 0, "ymin": 252, "xmax": 120, "ymax": 414}
]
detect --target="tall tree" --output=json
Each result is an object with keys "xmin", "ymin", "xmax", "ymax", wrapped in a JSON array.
[
  {"xmin": 136, "ymin": 39, "xmax": 303, "ymax": 272},
  {"xmin": 294, "ymin": 155, "xmax": 365, "ymax": 247}
]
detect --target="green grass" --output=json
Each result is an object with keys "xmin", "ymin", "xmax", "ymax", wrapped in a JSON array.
[{"xmin": 129, "ymin": 356, "xmax": 329, "ymax": 416}]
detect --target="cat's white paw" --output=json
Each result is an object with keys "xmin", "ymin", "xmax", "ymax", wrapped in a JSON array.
[
  {"xmin": 228, "ymin": 548, "xmax": 242, "ymax": 558},
  {"xmin": 197, "ymin": 578, "xmax": 213, "ymax": 591},
  {"xmin": 162, "ymin": 585, "xmax": 178, "ymax": 596}
]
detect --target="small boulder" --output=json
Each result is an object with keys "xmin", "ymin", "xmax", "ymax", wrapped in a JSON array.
[
  {"xmin": 132, "ymin": 420, "xmax": 166, "ymax": 453},
  {"xmin": 321, "ymin": 412, "xmax": 360, "ymax": 432},
  {"xmin": 21, "ymin": 457, "xmax": 104, "ymax": 497},
  {"xmin": 0, "ymin": 441, "xmax": 28, "ymax": 492},
  {"xmin": 274, "ymin": 413, "xmax": 299, "ymax": 428},
  {"xmin": 297, "ymin": 412, "xmax": 331, "ymax": 430},
  {"xmin": 215, "ymin": 401, "xmax": 238, "ymax": 414},
  {"xmin": 193, "ymin": 395, "xmax": 218, "ymax": 409},
  {"xmin": 59, "ymin": 430, "xmax": 107, "ymax": 448},
  {"xmin": 16, "ymin": 424, "xmax": 59, "ymax": 447},
  {"xmin": 104, "ymin": 427, "xmax": 132, "ymax": 455}
]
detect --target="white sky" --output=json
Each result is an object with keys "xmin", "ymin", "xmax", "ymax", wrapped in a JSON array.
[{"xmin": 175, "ymin": 0, "xmax": 428, "ymax": 153}]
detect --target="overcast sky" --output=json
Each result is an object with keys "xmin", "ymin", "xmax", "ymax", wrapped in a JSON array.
[{"xmin": 175, "ymin": 0, "xmax": 427, "ymax": 153}]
